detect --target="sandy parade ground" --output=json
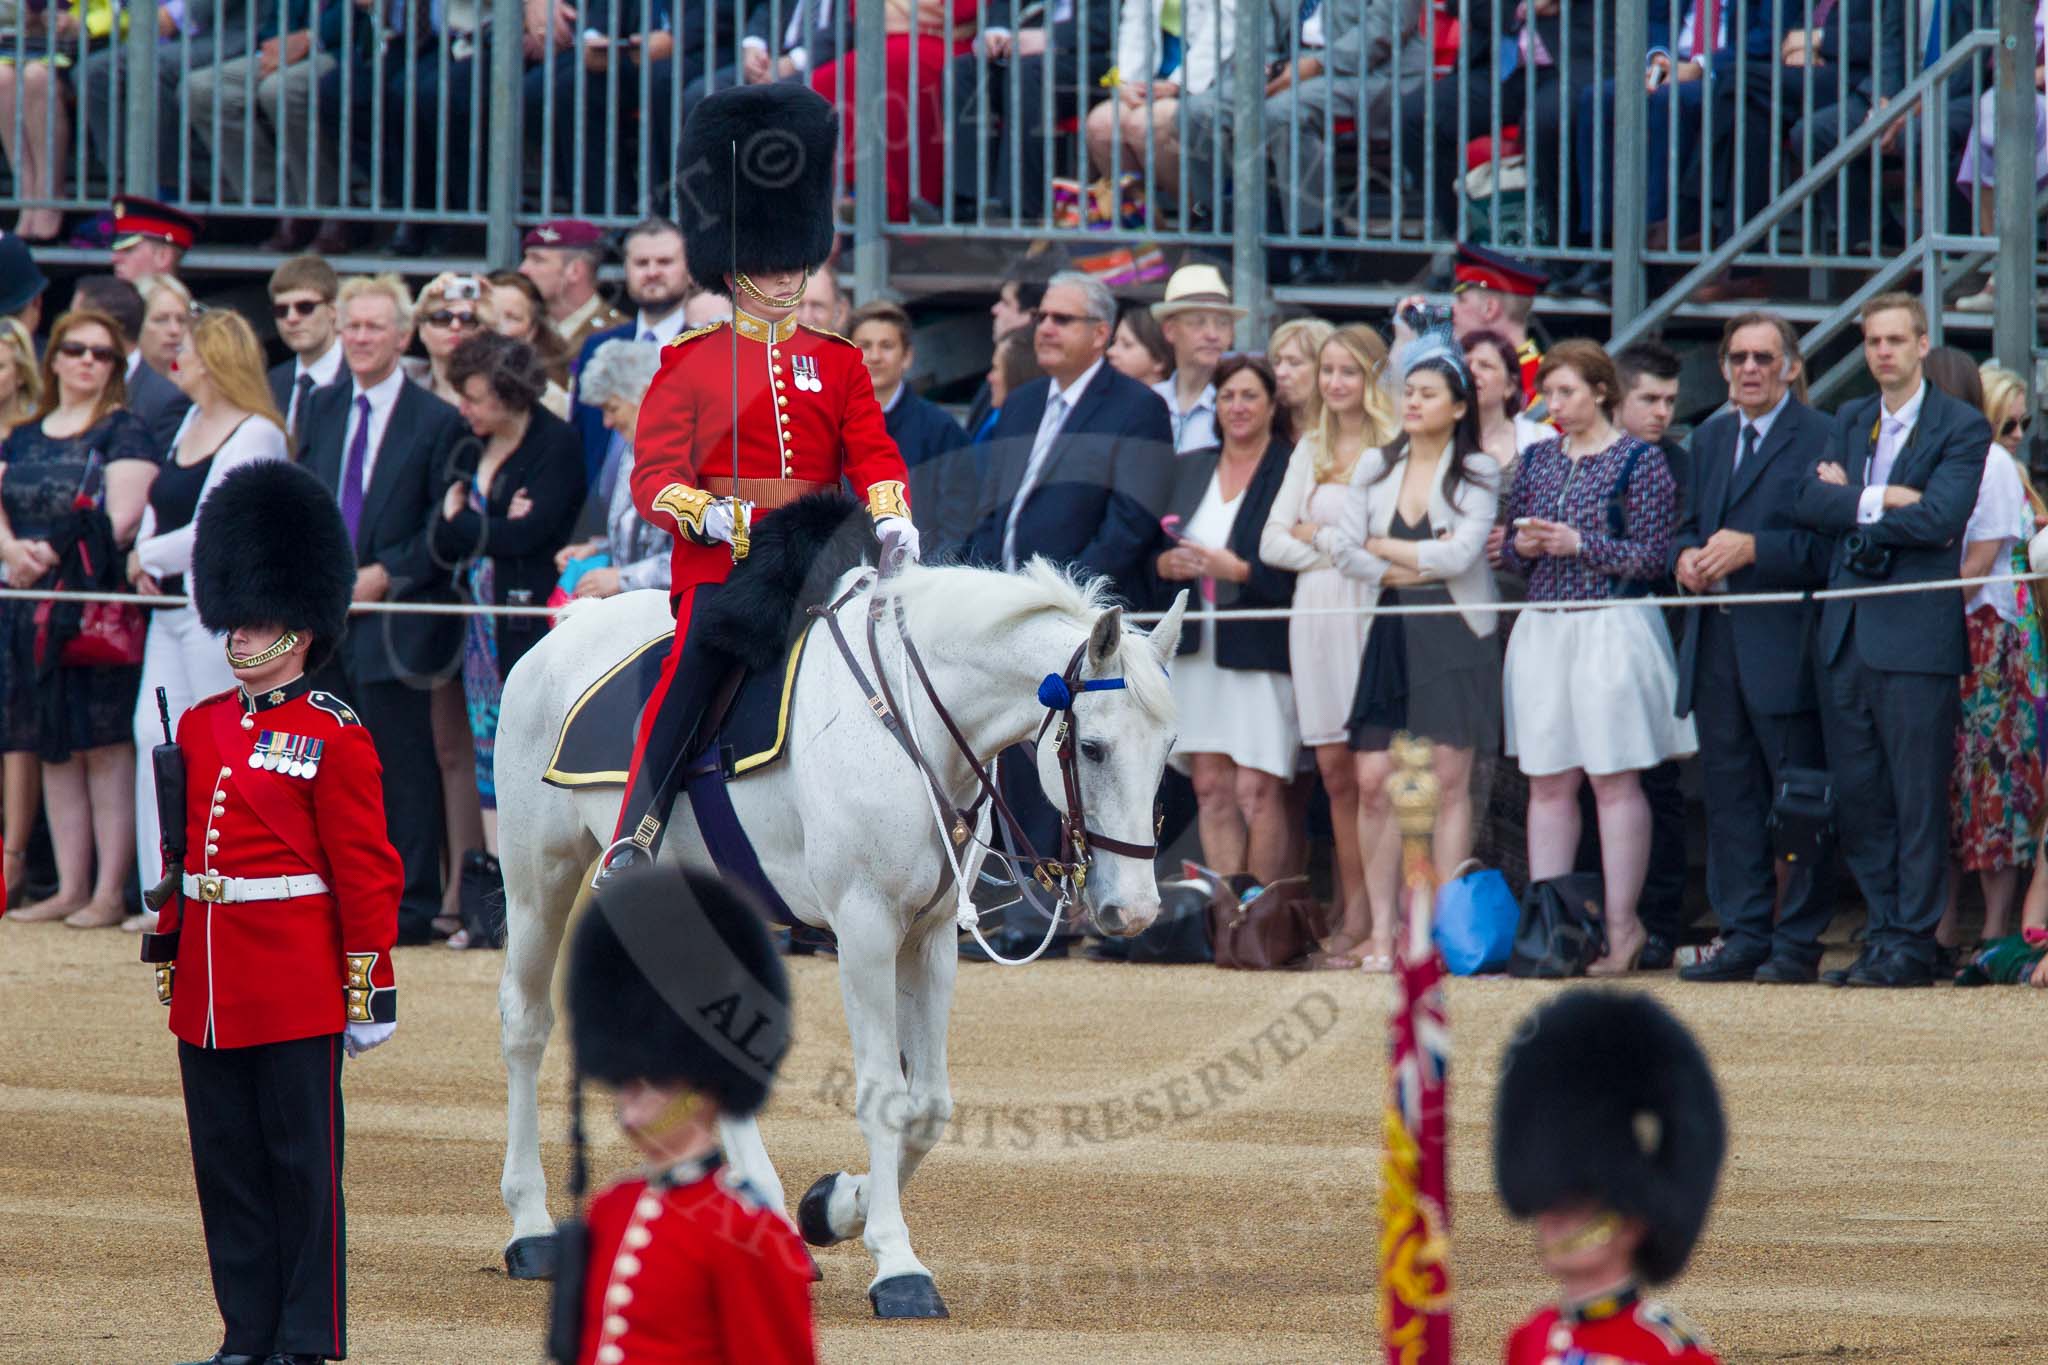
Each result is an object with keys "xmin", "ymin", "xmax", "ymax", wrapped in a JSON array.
[{"xmin": 4, "ymin": 918, "xmax": 2046, "ymax": 1364}]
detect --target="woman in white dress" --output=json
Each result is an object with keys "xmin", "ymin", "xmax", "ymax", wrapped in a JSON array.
[
  {"xmin": 1260, "ymin": 323, "xmax": 1397, "ymax": 944},
  {"xmin": 124, "ymin": 309, "xmax": 288, "ymax": 929},
  {"xmin": 1154, "ymin": 357, "xmax": 1303, "ymax": 884}
]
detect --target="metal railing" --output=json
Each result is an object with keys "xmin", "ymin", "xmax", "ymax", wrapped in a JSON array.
[{"xmin": 2, "ymin": 0, "xmax": 2036, "ymax": 374}]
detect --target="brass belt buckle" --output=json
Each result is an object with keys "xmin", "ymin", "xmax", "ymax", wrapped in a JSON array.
[{"xmin": 196, "ymin": 875, "xmax": 226, "ymax": 903}]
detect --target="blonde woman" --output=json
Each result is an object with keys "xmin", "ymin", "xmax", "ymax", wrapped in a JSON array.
[
  {"xmin": 135, "ymin": 274, "xmax": 194, "ymax": 379},
  {"xmin": 1266, "ymin": 317, "xmax": 1334, "ymax": 439},
  {"xmin": 1259, "ymin": 322, "xmax": 1397, "ymax": 960},
  {"xmin": 121, "ymin": 309, "xmax": 289, "ymax": 929},
  {"xmin": 1983, "ymin": 364, "xmax": 2034, "ymax": 458},
  {"xmin": 403, "ymin": 273, "xmax": 497, "ymax": 406},
  {"xmin": 0, "ymin": 317, "xmax": 41, "ymax": 440}
]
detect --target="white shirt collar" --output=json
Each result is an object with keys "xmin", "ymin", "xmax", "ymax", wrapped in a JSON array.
[
  {"xmin": 1739, "ymin": 389, "xmax": 1792, "ymax": 443},
  {"xmin": 298, "ymin": 340, "xmax": 343, "ymax": 386},
  {"xmin": 880, "ymin": 382, "xmax": 905, "ymax": 414},
  {"xmin": 1153, "ymin": 374, "xmax": 1216, "ymax": 417},
  {"xmin": 351, "ymin": 364, "xmax": 408, "ymax": 411},
  {"xmin": 1049, "ymin": 357, "xmax": 1106, "ymax": 411},
  {"xmin": 637, "ymin": 306, "xmax": 686, "ymax": 345},
  {"xmin": 1882, "ymin": 379, "xmax": 1927, "ymax": 432},
  {"xmin": 126, "ymin": 349, "xmax": 144, "ymax": 381}
]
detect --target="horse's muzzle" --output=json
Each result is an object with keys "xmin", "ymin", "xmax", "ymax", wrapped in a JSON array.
[{"xmin": 1092, "ymin": 899, "xmax": 1159, "ymax": 939}]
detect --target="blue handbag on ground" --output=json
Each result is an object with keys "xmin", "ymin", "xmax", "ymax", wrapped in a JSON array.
[{"xmin": 1431, "ymin": 863, "xmax": 1519, "ymax": 975}]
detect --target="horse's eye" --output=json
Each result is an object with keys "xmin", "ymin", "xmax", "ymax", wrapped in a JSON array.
[{"xmin": 1079, "ymin": 740, "xmax": 1108, "ymax": 763}]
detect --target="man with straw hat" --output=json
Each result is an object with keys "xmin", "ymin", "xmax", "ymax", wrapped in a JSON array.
[{"xmin": 1149, "ymin": 261, "xmax": 1247, "ymax": 454}]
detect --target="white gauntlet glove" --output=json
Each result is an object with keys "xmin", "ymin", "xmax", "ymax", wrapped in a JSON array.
[
  {"xmin": 875, "ymin": 515, "xmax": 920, "ymax": 570},
  {"xmin": 700, "ymin": 497, "xmax": 754, "ymax": 548},
  {"xmin": 344, "ymin": 1021, "xmax": 396, "ymax": 1057}
]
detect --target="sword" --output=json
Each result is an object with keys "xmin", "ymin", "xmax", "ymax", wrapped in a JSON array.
[{"xmin": 728, "ymin": 136, "xmax": 747, "ymax": 564}]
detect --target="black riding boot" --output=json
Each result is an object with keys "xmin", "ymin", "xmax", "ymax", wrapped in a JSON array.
[{"xmin": 600, "ymin": 614, "xmax": 728, "ymax": 881}]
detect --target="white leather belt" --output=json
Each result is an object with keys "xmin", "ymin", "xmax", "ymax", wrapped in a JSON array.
[{"xmin": 182, "ymin": 872, "xmax": 331, "ymax": 904}]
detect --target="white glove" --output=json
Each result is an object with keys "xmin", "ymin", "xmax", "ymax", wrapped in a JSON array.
[
  {"xmin": 700, "ymin": 497, "xmax": 754, "ymax": 548},
  {"xmin": 344, "ymin": 1021, "xmax": 396, "ymax": 1057},
  {"xmin": 876, "ymin": 515, "xmax": 921, "ymax": 568}
]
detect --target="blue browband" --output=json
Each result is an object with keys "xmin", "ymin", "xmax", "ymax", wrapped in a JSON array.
[{"xmin": 1037, "ymin": 674, "xmax": 1126, "ymax": 710}]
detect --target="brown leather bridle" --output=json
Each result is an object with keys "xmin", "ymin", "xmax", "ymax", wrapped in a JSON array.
[{"xmin": 807, "ymin": 576, "xmax": 1160, "ymax": 915}]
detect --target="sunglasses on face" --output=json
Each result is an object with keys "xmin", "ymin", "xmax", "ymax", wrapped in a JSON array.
[
  {"xmin": 56, "ymin": 341, "xmax": 120, "ymax": 365},
  {"xmin": 1032, "ymin": 309, "xmax": 1094, "ymax": 329},
  {"xmin": 2003, "ymin": 417, "xmax": 2031, "ymax": 439},
  {"xmin": 1724, "ymin": 350, "xmax": 1782, "ymax": 371},
  {"xmin": 427, "ymin": 310, "xmax": 478, "ymax": 329},
  {"xmin": 273, "ymin": 298, "xmax": 327, "ymax": 320}
]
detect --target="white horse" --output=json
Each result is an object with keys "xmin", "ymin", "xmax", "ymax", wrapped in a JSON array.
[{"xmin": 494, "ymin": 557, "xmax": 1186, "ymax": 1316}]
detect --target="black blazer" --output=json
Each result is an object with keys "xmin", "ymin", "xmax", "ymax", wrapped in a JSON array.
[
  {"xmin": 1792, "ymin": 382, "xmax": 1990, "ymax": 677},
  {"xmin": 886, "ymin": 389, "xmax": 976, "ymax": 562},
  {"xmin": 1151, "ymin": 438, "xmax": 1296, "ymax": 673},
  {"xmin": 268, "ymin": 356, "xmax": 345, "ymax": 439},
  {"xmin": 127, "ymin": 359, "xmax": 191, "ymax": 455},
  {"xmin": 426, "ymin": 406, "xmax": 586, "ymax": 677},
  {"xmin": 1671, "ymin": 399, "xmax": 1835, "ymax": 717},
  {"xmin": 959, "ymin": 364, "xmax": 1175, "ymax": 602},
  {"xmin": 297, "ymin": 377, "xmax": 468, "ymax": 686}
]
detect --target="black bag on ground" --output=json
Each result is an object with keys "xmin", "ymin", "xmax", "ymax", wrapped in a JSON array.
[
  {"xmin": 1507, "ymin": 872, "xmax": 1606, "ymax": 978},
  {"xmin": 1087, "ymin": 878, "xmax": 1214, "ymax": 964},
  {"xmin": 459, "ymin": 849, "xmax": 507, "ymax": 949}
]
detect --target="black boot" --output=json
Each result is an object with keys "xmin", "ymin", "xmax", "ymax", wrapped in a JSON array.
[{"xmin": 598, "ymin": 628, "xmax": 727, "ymax": 882}]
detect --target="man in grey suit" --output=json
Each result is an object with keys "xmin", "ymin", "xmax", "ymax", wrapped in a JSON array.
[
  {"xmin": 1793, "ymin": 293, "xmax": 1990, "ymax": 988},
  {"xmin": 1672, "ymin": 313, "xmax": 1837, "ymax": 984},
  {"xmin": 71, "ymin": 275, "xmax": 189, "ymax": 455}
]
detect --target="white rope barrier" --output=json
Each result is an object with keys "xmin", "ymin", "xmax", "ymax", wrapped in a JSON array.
[{"xmin": 5, "ymin": 569, "xmax": 2044, "ymax": 625}]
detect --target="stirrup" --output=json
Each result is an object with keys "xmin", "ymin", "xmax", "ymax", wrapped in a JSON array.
[{"xmin": 591, "ymin": 837, "xmax": 647, "ymax": 890}]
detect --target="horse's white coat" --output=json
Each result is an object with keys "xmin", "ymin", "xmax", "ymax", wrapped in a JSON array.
[{"xmin": 494, "ymin": 561, "xmax": 1186, "ymax": 1301}]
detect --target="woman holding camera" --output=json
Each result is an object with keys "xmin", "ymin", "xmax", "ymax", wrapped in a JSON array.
[
  {"xmin": 1498, "ymin": 341, "xmax": 1696, "ymax": 975},
  {"xmin": 405, "ymin": 273, "xmax": 496, "ymax": 407},
  {"xmin": 429, "ymin": 333, "xmax": 584, "ymax": 859}
]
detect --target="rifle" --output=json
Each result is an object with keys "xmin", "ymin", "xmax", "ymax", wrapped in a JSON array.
[{"xmin": 139, "ymin": 688, "xmax": 185, "ymax": 971}]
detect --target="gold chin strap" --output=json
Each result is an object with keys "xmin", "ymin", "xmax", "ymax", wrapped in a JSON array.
[
  {"xmin": 1544, "ymin": 1211, "xmax": 1623, "ymax": 1258},
  {"xmin": 624, "ymin": 1087, "xmax": 705, "ymax": 1151},
  {"xmin": 735, "ymin": 270, "xmax": 809, "ymax": 311},
  {"xmin": 225, "ymin": 630, "xmax": 301, "ymax": 670}
]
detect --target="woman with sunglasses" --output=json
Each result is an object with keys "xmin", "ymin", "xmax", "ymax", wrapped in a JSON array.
[
  {"xmin": 403, "ymin": 273, "xmax": 499, "ymax": 407},
  {"xmin": 0, "ymin": 310, "xmax": 160, "ymax": 927},
  {"xmin": 122, "ymin": 309, "xmax": 289, "ymax": 933}
]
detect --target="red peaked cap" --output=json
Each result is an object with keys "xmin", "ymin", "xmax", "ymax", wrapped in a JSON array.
[{"xmin": 1453, "ymin": 242, "xmax": 1546, "ymax": 297}]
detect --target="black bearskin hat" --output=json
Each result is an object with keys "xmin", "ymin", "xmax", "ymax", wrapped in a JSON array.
[
  {"xmin": 192, "ymin": 460, "xmax": 355, "ymax": 673},
  {"xmin": 676, "ymin": 84, "xmax": 838, "ymax": 298},
  {"xmin": 568, "ymin": 867, "xmax": 791, "ymax": 1117},
  {"xmin": 1493, "ymin": 989, "xmax": 1727, "ymax": 1284}
]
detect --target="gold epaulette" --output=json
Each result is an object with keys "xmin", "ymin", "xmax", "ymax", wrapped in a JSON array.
[
  {"xmin": 799, "ymin": 323, "xmax": 855, "ymax": 347},
  {"xmin": 666, "ymin": 321, "xmax": 729, "ymax": 349}
]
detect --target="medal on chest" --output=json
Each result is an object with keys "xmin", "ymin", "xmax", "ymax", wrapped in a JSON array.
[
  {"xmin": 791, "ymin": 354, "xmax": 822, "ymax": 393},
  {"xmin": 249, "ymin": 731, "xmax": 324, "ymax": 779}
]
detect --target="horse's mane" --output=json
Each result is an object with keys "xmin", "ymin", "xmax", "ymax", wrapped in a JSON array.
[{"xmin": 880, "ymin": 558, "xmax": 1174, "ymax": 724}]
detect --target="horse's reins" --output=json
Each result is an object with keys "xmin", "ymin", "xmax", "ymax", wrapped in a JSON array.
[{"xmin": 804, "ymin": 571, "xmax": 1158, "ymax": 964}]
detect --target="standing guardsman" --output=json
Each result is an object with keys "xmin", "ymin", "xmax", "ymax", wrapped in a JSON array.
[
  {"xmin": 599, "ymin": 82, "xmax": 914, "ymax": 880},
  {"xmin": 1494, "ymin": 990, "xmax": 1727, "ymax": 1365},
  {"xmin": 140, "ymin": 460, "xmax": 403, "ymax": 1365},
  {"xmin": 548, "ymin": 865, "xmax": 814, "ymax": 1365}
]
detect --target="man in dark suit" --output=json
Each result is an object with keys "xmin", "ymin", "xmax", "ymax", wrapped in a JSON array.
[
  {"xmin": 1793, "ymin": 293, "xmax": 1989, "ymax": 988},
  {"xmin": 849, "ymin": 300, "xmax": 976, "ymax": 561},
  {"xmin": 958, "ymin": 271, "xmax": 1173, "ymax": 960},
  {"xmin": 296, "ymin": 275, "xmax": 468, "ymax": 944},
  {"xmin": 264, "ymin": 254, "xmax": 345, "ymax": 445},
  {"xmin": 568, "ymin": 218, "xmax": 691, "ymax": 487},
  {"xmin": 1672, "ymin": 313, "xmax": 1838, "ymax": 984},
  {"xmin": 961, "ymin": 270, "xmax": 1175, "ymax": 597},
  {"xmin": 948, "ymin": 0, "xmax": 1117, "ymax": 222},
  {"xmin": 71, "ymin": 274, "xmax": 189, "ymax": 453}
]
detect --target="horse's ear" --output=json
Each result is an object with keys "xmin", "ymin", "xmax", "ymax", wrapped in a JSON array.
[
  {"xmin": 1086, "ymin": 605, "xmax": 1124, "ymax": 672},
  {"xmin": 1149, "ymin": 590, "xmax": 1188, "ymax": 664}
]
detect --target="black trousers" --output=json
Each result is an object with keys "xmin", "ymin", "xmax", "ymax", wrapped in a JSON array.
[
  {"xmin": 1817, "ymin": 637, "xmax": 1959, "ymax": 965},
  {"xmin": 1398, "ymin": 66, "xmax": 1567, "ymax": 240},
  {"xmin": 613, "ymin": 586, "xmax": 727, "ymax": 861},
  {"xmin": 179, "ymin": 1034, "xmax": 347, "ymax": 1361},
  {"xmin": 1693, "ymin": 612, "xmax": 1836, "ymax": 963},
  {"xmin": 345, "ymin": 676, "xmax": 445, "ymax": 939}
]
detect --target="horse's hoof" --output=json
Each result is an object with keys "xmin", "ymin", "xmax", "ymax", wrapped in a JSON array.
[
  {"xmin": 869, "ymin": 1273, "xmax": 949, "ymax": 1319},
  {"xmin": 504, "ymin": 1234, "xmax": 558, "ymax": 1281},
  {"xmin": 798, "ymin": 1174, "xmax": 846, "ymax": 1247}
]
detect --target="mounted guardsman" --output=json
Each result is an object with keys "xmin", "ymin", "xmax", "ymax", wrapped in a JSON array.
[
  {"xmin": 600, "ymin": 83, "xmax": 915, "ymax": 882},
  {"xmin": 140, "ymin": 460, "xmax": 404, "ymax": 1365},
  {"xmin": 547, "ymin": 865, "xmax": 815, "ymax": 1365},
  {"xmin": 1494, "ymin": 990, "xmax": 1727, "ymax": 1365}
]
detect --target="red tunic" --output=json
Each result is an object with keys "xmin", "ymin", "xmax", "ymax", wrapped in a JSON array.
[
  {"xmin": 628, "ymin": 308, "xmax": 909, "ymax": 635},
  {"xmin": 1504, "ymin": 1295, "xmax": 1720, "ymax": 1365},
  {"xmin": 151, "ymin": 679, "xmax": 402, "ymax": 1049},
  {"xmin": 577, "ymin": 1160, "xmax": 816, "ymax": 1365}
]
